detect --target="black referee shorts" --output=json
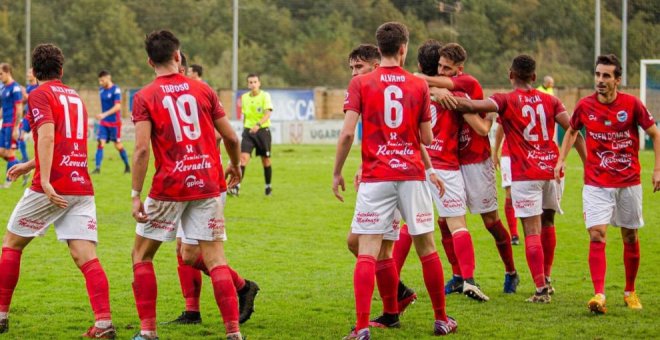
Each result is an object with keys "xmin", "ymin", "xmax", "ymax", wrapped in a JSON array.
[{"xmin": 241, "ymin": 127, "xmax": 272, "ymax": 158}]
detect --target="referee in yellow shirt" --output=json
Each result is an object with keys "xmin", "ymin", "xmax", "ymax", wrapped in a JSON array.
[{"xmin": 235, "ymin": 73, "xmax": 274, "ymax": 196}]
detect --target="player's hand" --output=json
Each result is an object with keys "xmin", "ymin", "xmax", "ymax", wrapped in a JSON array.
[
  {"xmin": 95, "ymin": 113, "xmax": 104, "ymax": 120},
  {"xmin": 353, "ymin": 165, "xmax": 362, "ymax": 192},
  {"xmin": 249, "ymin": 126, "xmax": 259, "ymax": 134},
  {"xmin": 226, "ymin": 163, "xmax": 242, "ymax": 188},
  {"xmin": 492, "ymin": 153, "xmax": 500, "ymax": 171},
  {"xmin": 333, "ymin": 174, "xmax": 345, "ymax": 202},
  {"xmin": 430, "ymin": 87, "xmax": 457, "ymax": 110},
  {"xmin": 7, "ymin": 162, "xmax": 32, "ymax": 181},
  {"xmin": 42, "ymin": 182, "xmax": 68, "ymax": 209},
  {"xmin": 428, "ymin": 172, "xmax": 446, "ymax": 198},
  {"xmin": 132, "ymin": 196, "xmax": 148, "ymax": 223},
  {"xmin": 554, "ymin": 160, "xmax": 565, "ymax": 183},
  {"xmin": 652, "ymin": 169, "xmax": 660, "ymax": 193}
]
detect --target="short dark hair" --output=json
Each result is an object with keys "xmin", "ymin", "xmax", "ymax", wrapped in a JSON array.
[
  {"xmin": 439, "ymin": 43, "xmax": 467, "ymax": 64},
  {"xmin": 31, "ymin": 44, "xmax": 64, "ymax": 81},
  {"xmin": 348, "ymin": 44, "xmax": 381, "ymax": 64},
  {"xmin": 0, "ymin": 63, "xmax": 12, "ymax": 74},
  {"xmin": 375, "ymin": 22, "xmax": 409, "ymax": 57},
  {"xmin": 417, "ymin": 40, "xmax": 442, "ymax": 76},
  {"xmin": 98, "ymin": 70, "xmax": 110, "ymax": 78},
  {"xmin": 596, "ymin": 54, "xmax": 622, "ymax": 78},
  {"xmin": 247, "ymin": 73, "xmax": 259, "ymax": 80},
  {"xmin": 180, "ymin": 51, "xmax": 188, "ymax": 68},
  {"xmin": 144, "ymin": 30, "xmax": 180, "ymax": 65},
  {"xmin": 191, "ymin": 64, "xmax": 203, "ymax": 77},
  {"xmin": 510, "ymin": 54, "xmax": 536, "ymax": 82}
]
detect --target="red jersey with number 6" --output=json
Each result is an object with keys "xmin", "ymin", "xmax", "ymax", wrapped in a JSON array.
[
  {"xmin": 570, "ymin": 92, "xmax": 655, "ymax": 188},
  {"xmin": 132, "ymin": 73, "xmax": 227, "ymax": 201},
  {"xmin": 344, "ymin": 66, "xmax": 431, "ymax": 182},
  {"xmin": 27, "ymin": 81, "xmax": 93, "ymax": 195},
  {"xmin": 427, "ymin": 92, "xmax": 467, "ymax": 170},
  {"xmin": 489, "ymin": 88, "xmax": 566, "ymax": 181}
]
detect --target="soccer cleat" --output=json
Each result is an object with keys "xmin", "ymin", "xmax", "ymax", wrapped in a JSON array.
[
  {"xmin": 130, "ymin": 332, "xmax": 159, "ymax": 340},
  {"xmin": 265, "ymin": 186, "xmax": 272, "ymax": 196},
  {"xmin": 1, "ymin": 181, "xmax": 11, "ymax": 189},
  {"xmin": 588, "ymin": 293, "xmax": 607, "ymax": 314},
  {"xmin": 511, "ymin": 235, "xmax": 520, "ymax": 245},
  {"xmin": 503, "ymin": 272, "xmax": 520, "ymax": 294},
  {"xmin": 463, "ymin": 279, "xmax": 489, "ymax": 302},
  {"xmin": 545, "ymin": 277, "xmax": 555, "ymax": 295},
  {"xmin": 434, "ymin": 316, "xmax": 458, "ymax": 336},
  {"xmin": 369, "ymin": 313, "xmax": 400, "ymax": 328},
  {"xmin": 124, "ymin": 165, "xmax": 131, "ymax": 174},
  {"xmin": 0, "ymin": 318, "xmax": 8, "ymax": 333},
  {"xmin": 624, "ymin": 292, "xmax": 642, "ymax": 310},
  {"xmin": 161, "ymin": 311, "xmax": 202, "ymax": 325},
  {"xmin": 397, "ymin": 284, "xmax": 417, "ymax": 314},
  {"xmin": 82, "ymin": 324, "xmax": 117, "ymax": 339},
  {"xmin": 343, "ymin": 328, "xmax": 370, "ymax": 340},
  {"xmin": 526, "ymin": 287, "xmax": 551, "ymax": 303},
  {"xmin": 444, "ymin": 275, "xmax": 464, "ymax": 295},
  {"xmin": 228, "ymin": 186, "xmax": 239, "ymax": 197},
  {"xmin": 226, "ymin": 332, "xmax": 245, "ymax": 340},
  {"xmin": 238, "ymin": 280, "xmax": 260, "ymax": 324},
  {"xmin": 92, "ymin": 168, "xmax": 101, "ymax": 174}
]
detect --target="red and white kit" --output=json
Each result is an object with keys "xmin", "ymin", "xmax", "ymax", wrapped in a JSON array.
[
  {"xmin": 344, "ymin": 66, "xmax": 435, "ymax": 236},
  {"xmin": 132, "ymin": 73, "xmax": 229, "ymax": 242},
  {"xmin": 454, "ymin": 74, "xmax": 498, "ymax": 213},
  {"xmin": 426, "ymin": 94, "xmax": 467, "ymax": 217},
  {"xmin": 571, "ymin": 92, "xmax": 655, "ymax": 228},
  {"xmin": 489, "ymin": 88, "xmax": 566, "ymax": 217},
  {"xmin": 8, "ymin": 81, "xmax": 97, "ymax": 242}
]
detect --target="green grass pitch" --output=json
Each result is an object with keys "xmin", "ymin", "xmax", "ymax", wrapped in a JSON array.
[{"xmin": 0, "ymin": 144, "xmax": 658, "ymax": 339}]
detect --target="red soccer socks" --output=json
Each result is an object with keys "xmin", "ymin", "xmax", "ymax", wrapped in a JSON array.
[
  {"xmin": 439, "ymin": 220, "xmax": 461, "ymax": 277},
  {"xmin": 177, "ymin": 255, "xmax": 202, "ymax": 312},
  {"xmin": 524, "ymin": 235, "xmax": 546, "ymax": 289},
  {"xmin": 486, "ymin": 220, "xmax": 516, "ymax": 273},
  {"xmin": 504, "ymin": 198, "xmax": 519, "ymax": 237},
  {"xmin": 375, "ymin": 258, "xmax": 399, "ymax": 314},
  {"xmin": 541, "ymin": 226, "xmax": 557, "ymax": 278},
  {"xmin": 452, "ymin": 230, "xmax": 475, "ymax": 280},
  {"xmin": 623, "ymin": 241, "xmax": 640, "ymax": 293},
  {"xmin": 354, "ymin": 255, "xmax": 376, "ymax": 331},
  {"xmin": 589, "ymin": 241, "xmax": 606, "ymax": 295},
  {"xmin": 392, "ymin": 224, "xmax": 412, "ymax": 274},
  {"xmin": 210, "ymin": 265, "xmax": 240, "ymax": 334},
  {"xmin": 80, "ymin": 258, "xmax": 111, "ymax": 321},
  {"xmin": 0, "ymin": 247, "xmax": 22, "ymax": 313},
  {"xmin": 420, "ymin": 252, "xmax": 447, "ymax": 322},
  {"xmin": 132, "ymin": 262, "xmax": 157, "ymax": 332}
]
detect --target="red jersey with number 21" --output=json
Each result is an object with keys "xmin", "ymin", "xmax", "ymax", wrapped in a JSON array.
[
  {"xmin": 27, "ymin": 81, "xmax": 93, "ymax": 195},
  {"xmin": 489, "ymin": 88, "xmax": 566, "ymax": 181},
  {"xmin": 571, "ymin": 92, "xmax": 655, "ymax": 188},
  {"xmin": 132, "ymin": 73, "xmax": 227, "ymax": 201},
  {"xmin": 344, "ymin": 66, "xmax": 431, "ymax": 182}
]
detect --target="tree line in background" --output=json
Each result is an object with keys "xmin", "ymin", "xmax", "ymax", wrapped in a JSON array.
[{"xmin": 0, "ymin": 0, "xmax": 657, "ymax": 89}]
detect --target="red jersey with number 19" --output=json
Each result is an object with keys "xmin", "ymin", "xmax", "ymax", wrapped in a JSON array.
[
  {"xmin": 27, "ymin": 81, "xmax": 93, "ymax": 195},
  {"xmin": 489, "ymin": 88, "xmax": 566, "ymax": 181},
  {"xmin": 132, "ymin": 73, "xmax": 227, "ymax": 201},
  {"xmin": 571, "ymin": 92, "xmax": 655, "ymax": 188},
  {"xmin": 344, "ymin": 66, "xmax": 431, "ymax": 182}
]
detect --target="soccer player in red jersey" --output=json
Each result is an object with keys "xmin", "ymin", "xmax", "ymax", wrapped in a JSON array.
[
  {"xmin": 0, "ymin": 43, "xmax": 115, "ymax": 338},
  {"xmin": 493, "ymin": 124, "xmax": 520, "ymax": 245},
  {"xmin": 334, "ymin": 22, "xmax": 455, "ymax": 339},
  {"xmin": 417, "ymin": 43, "xmax": 519, "ymax": 295},
  {"xmin": 444, "ymin": 54, "xmax": 586, "ymax": 302},
  {"xmin": 555, "ymin": 54, "xmax": 660, "ymax": 313},
  {"xmin": 129, "ymin": 30, "xmax": 245, "ymax": 340}
]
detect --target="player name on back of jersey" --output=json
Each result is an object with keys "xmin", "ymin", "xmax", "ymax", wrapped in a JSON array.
[
  {"xmin": 518, "ymin": 93, "xmax": 541, "ymax": 104},
  {"xmin": 49, "ymin": 85, "xmax": 77, "ymax": 95},
  {"xmin": 380, "ymin": 74, "xmax": 406, "ymax": 82},
  {"xmin": 160, "ymin": 82, "xmax": 190, "ymax": 93}
]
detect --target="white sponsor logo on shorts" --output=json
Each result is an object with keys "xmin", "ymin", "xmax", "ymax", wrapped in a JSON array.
[
  {"xmin": 185, "ymin": 175, "xmax": 205, "ymax": 188},
  {"xmin": 416, "ymin": 212, "xmax": 433, "ymax": 224},
  {"xmin": 597, "ymin": 150, "xmax": 632, "ymax": 171},
  {"xmin": 389, "ymin": 158, "xmax": 408, "ymax": 169},
  {"xmin": 356, "ymin": 212, "xmax": 379, "ymax": 224},
  {"xmin": 70, "ymin": 171, "xmax": 86, "ymax": 184}
]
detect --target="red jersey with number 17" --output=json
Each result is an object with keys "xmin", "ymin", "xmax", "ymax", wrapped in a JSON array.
[
  {"xmin": 571, "ymin": 92, "xmax": 655, "ymax": 188},
  {"xmin": 132, "ymin": 73, "xmax": 227, "ymax": 201},
  {"xmin": 27, "ymin": 81, "xmax": 93, "ymax": 195},
  {"xmin": 453, "ymin": 73, "xmax": 490, "ymax": 165},
  {"xmin": 344, "ymin": 66, "xmax": 431, "ymax": 182},
  {"xmin": 489, "ymin": 88, "xmax": 566, "ymax": 181}
]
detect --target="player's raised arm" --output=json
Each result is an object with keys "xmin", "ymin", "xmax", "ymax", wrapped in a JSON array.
[
  {"xmin": 332, "ymin": 109, "xmax": 359, "ymax": 202},
  {"xmin": 451, "ymin": 96, "xmax": 498, "ymax": 114},
  {"xmin": 214, "ymin": 116, "xmax": 242, "ymax": 187}
]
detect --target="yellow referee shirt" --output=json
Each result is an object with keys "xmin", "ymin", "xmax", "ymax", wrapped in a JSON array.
[{"xmin": 241, "ymin": 90, "xmax": 273, "ymax": 128}]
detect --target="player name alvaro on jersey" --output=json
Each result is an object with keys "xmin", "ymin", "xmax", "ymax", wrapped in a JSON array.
[
  {"xmin": 344, "ymin": 66, "xmax": 431, "ymax": 182},
  {"xmin": 571, "ymin": 92, "xmax": 655, "ymax": 188},
  {"xmin": 490, "ymin": 88, "xmax": 565, "ymax": 181},
  {"xmin": 426, "ymin": 92, "xmax": 467, "ymax": 171},
  {"xmin": 27, "ymin": 81, "xmax": 93, "ymax": 195},
  {"xmin": 132, "ymin": 73, "xmax": 227, "ymax": 201}
]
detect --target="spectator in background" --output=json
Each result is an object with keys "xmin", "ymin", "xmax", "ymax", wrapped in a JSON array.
[{"xmin": 537, "ymin": 75, "xmax": 555, "ymax": 96}]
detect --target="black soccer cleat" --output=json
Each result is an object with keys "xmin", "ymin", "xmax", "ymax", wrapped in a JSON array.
[
  {"xmin": 369, "ymin": 313, "xmax": 400, "ymax": 328},
  {"xmin": 161, "ymin": 311, "xmax": 202, "ymax": 325},
  {"xmin": 92, "ymin": 168, "xmax": 101, "ymax": 174},
  {"xmin": 265, "ymin": 187, "xmax": 272, "ymax": 196},
  {"xmin": 238, "ymin": 280, "xmax": 260, "ymax": 324},
  {"xmin": 124, "ymin": 165, "xmax": 131, "ymax": 174},
  {"xmin": 0, "ymin": 318, "xmax": 8, "ymax": 333}
]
